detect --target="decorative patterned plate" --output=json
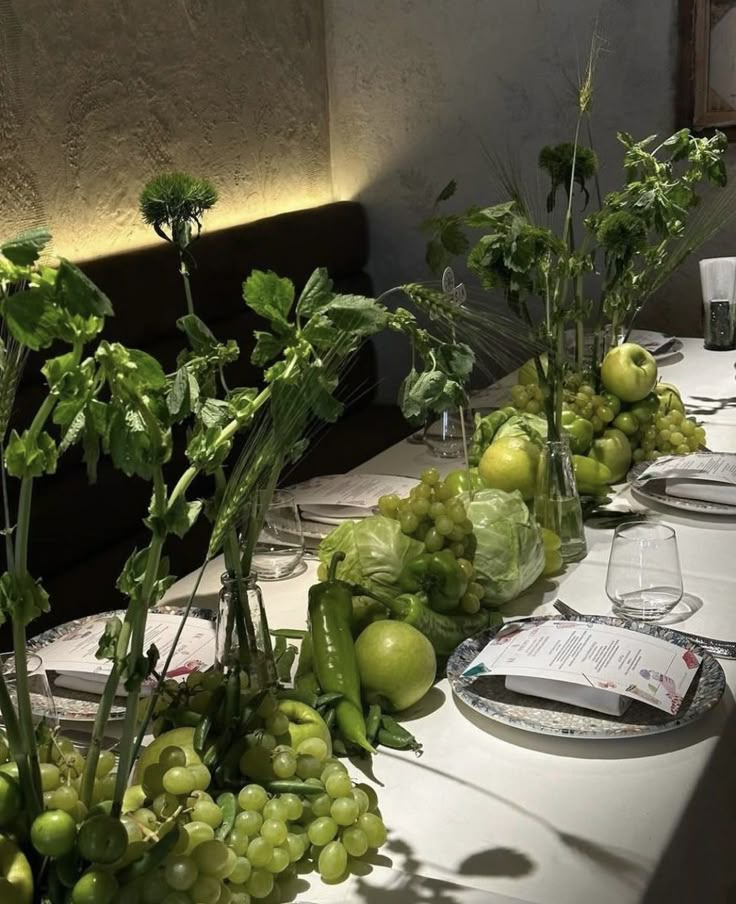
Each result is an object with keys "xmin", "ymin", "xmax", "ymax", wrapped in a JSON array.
[
  {"xmin": 28, "ymin": 607, "xmax": 215, "ymax": 721},
  {"xmin": 447, "ymin": 615, "xmax": 726, "ymax": 739}
]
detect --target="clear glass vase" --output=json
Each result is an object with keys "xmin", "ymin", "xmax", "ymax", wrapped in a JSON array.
[
  {"xmin": 534, "ymin": 438, "xmax": 587, "ymax": 563},
  {"xmin": 216, "ymin": 572, "xmax": 277, "ymax": 689}
]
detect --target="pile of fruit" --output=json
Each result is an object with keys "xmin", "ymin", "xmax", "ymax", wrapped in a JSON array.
[
  {"xmin": 473, "ymin": 342, "xmax": 706, "ymax": 500},
  {"xmin": 0, "ymin": 683, "xmax": 389, "ymax": 902}
]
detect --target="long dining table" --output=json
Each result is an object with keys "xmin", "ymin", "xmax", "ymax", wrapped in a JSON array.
[{"xmin": 161, "ymin": 337, "xmax": 736, "ymax": 904}]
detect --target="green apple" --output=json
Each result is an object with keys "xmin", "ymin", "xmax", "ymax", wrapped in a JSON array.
[
  {"xmin": 588, "ymin": 428, "xmax": 632, "ymax": 483},
  {"xmin": 612, "ymin": 411, "xmax": 639, "ymax": 436},
  {"xmin": 276, "ymin": 698, "xmax": 332, "ymax": 754},
  {"xmin": 354, "ymin": 621, "xmax": 436, "ymax": 712},
  {"xmin": 0, "ymin": 835, "xmax": 32, "ymax": 904},
  {"xmin": 655, "ymin": 381, "xmax": 685, "ymax": 415},
  {"xmin": 600, "ymin": 343, "xmax": 658, "ymax": 402}
]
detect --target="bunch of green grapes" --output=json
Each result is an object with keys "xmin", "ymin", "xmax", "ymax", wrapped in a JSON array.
[
  {"xmin": 150, "ymin": 668, "xmax": 251, "ymax": 737},
  {"xmin": 509, "ymin": 381, "xmax": 544, "ymax": 414},
  {"xmin": 378, "ymin": 468, "xmax": 476, "ymax": 559},
  {"xmin": 119, "ymin": 732, "xmax": 387, "ymax": 900},
  {"xmin": 632, "ymin": 410, "xmax": 706, "ymax": 462},
  {"xmin": 563, "ymin": 383, "xmax": 618, "ymax": 434}
]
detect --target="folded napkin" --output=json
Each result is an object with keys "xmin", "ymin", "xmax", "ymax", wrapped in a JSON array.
[
  {"xmin": 505, "ymin": 675, "xmax": 632, "ymax": 716},
  {"xmin": 665, "ymin": 478, "xmax": 736, "ymax": 505}
]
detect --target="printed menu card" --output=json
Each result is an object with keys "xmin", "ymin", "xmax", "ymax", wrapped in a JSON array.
[{"xmin": 462, "ymin": 619, "xmax": 702, "ymax": 714}]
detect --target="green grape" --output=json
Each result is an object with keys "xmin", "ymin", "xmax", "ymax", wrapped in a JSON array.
[
  {"xmin": 165, "ymin": 856, "xmax": 199, "ymax": 891},
  {"xmin": 159, "ymin": 746, "xmax": 187, "ymax": 772},
  {"xmin": 296, "ymin": 755, "xmax": 323, "ymax": 780},
  {"xmin": 456, "ymin": 558, "xmax": 474, "ymax": 580},
  {"xmin": 687, "ymin": 436, "xmax": 700, "ymax": 451},
  {"xmin": 96, "ymin": 750, "xmax": 116, "ymax": 777},
  {"xmin": 377, "ymin": 494, "xmax": 400, "ymax": 517},
  {"xmin": 153, "ymin": 792, "xmax": 179, "ymax": 819},
  {"xmin": 669, "ymin": 411, "xmax": 684, "ymax": 425},
  {"xmin": 228, "ymin": 828, "xmax": 250, "ymax": 856},
  {"xmin": 318, "ymin": 840, "xmax": 348, "ymax": 882},
  {"xmin": 272, "ymin": 751, "xmax": 297, "ymax": 779},
  {"xmin": 307, "ymin": 816, "xmax": 338, "ymax": 846},
  {"xmin": 141, "ymin": 871, "xmax": 168, "ymax": 903},
  {"xmin": 256, "ymin": 694, "xmax": 279, "ymax": 719},
  {"xmin": 449, "ymin": 542, "xmax": 465, "ymax": 558},
  {"xmin": 510, "ymin": 385, "xmax": 528, "ymax": 407},
  {"xmin": 181, "ymin": 821, "xmax": 215, "ymax": 855},
  {"xmin": 279, "ymin": 793, "xmax": 303, "ymax": 821},
  {"xmin": 142, "ymin": 764, "xmax": 166, "ymax": 798},
  {"xmin": 460, "ymin": 593, "xmax": 481, "ymax": 614},
  {"xmin": 351, "ymin": 788, "xmax": 370, "ymax": 815},
  {"xmin": 266, "ymin": 846, "xmax": 290, "ymax": 874},
  {"xmin": 428, "ymin": 501, "xmax": 445, "ymax": 520},
  {"xmin": 121, "ymin": 816, "xmax": 144, "ymax": 845},
  {"xmin": 396, "ymin": 498, "xmax": 412, "ymax": 515},
  {"xmin": 357, "ymin": 812, "xmax": 387, "ymax": 847},
  {"xmin": 262, "ymin": 798, "xmax": 290, "ymax": 822},
  {"xmin": 192, "ymin": 800, "xmax": 224, "ymax": 828},
  {"xmin": 669, "ymin": 431, "xmax": 684, "ymax": 446},
  {"xmin": 423, "ymin": 527, "xmax": 444, "ymax": 552},
  {"xmin": 680, "ymin": 419, "xmax": 695, "ymax": 436},
  {"xmin": 331, "ymin": 796, "xmax": 359, "ymax": 827},
  {"xmin": 229, "ymin": 857, "xmax": 252, "ymax": 885},
  {"xmin": 676, "ymin": 443, "xmax": 690, "ymax": 455},
  {"xmin": 435, "ymin": 483, "xmax": 453, "ymax": 502},
  {"xmin": 434, "ymin": 516, "xmax": 453, "ymax": 537},
  {"xmin": 163, "ymin": 766, "xmax": 197, "ymax": 796},
  {"xmin": 310, "ymin": 792, "xmax": 333, "ymax": 818},
  {"xmin": 412, "ymin": 497, "xmax": 430, "ymax": 517},
  {"xmin": 238, "ymin": 785, "xmax": 268, "ymax": 812},
  {"xmin": 284, "ymin": 833, "xmax": 305, "ymax": 863},
  {"xmin": 245, "ymin": 868, "xmax": 274, "ymax": 899},
  {"xmin": 187, "ymin": 789, "xmax": 213, "ymax": 809},
  {"xmin": 590, "ymin": 415, "xmax": 603, "ymax": 433},
  {"xmin": 415, "ymin": 482, "xmax": 433, "ymax": 500},
  {"xmin": 446, "ymin": 501, "xmax": 466, "ymax": 524},
  {"xmin": 189, "ymin": 875, "xmax": 221, "ymax": 904},
  {"xmin": 448, "ymin": 525, "xmax": 465, "ymax": 543},
  {"xmin": 526, "ymin": 400, "xmax": 542, "ymax": 414},
  {"xmin": 657, "ymin": 430, "xmax": 671, "ymax": 444},
  {"xmin": 133, "ymin": 808, "xmax": 158, "ymax": 831},
  {"xmin": 421, "ymin": 467, "xmax": 440, "ymax": 485},
  {"xmin": 194, "ymin": 839, "xmax": 233, "ymax": 878},
  {"xmin": 399, "ymin": 512, "xmax": 419, "ymax": 535},
  {"xmin": 632, "ymin": 448, "xmax": 646, "ymax": 463},
  {"xmin": 260, "ymin": 818, "xmax": 288, "ymax": 846},
  {"xmin": 50, "ymin": 784, "xmax": 78, "ymax": 813},
  {"xmin": 694, "ymin": 426, "xmax": 706, "ymax": 443},
  {"xmin": 296, "ymin": 738, "xmax": 329, "ymax": 761},
  {"xmin": 325, "ymin": 772, "xmax": 352, "ymax": 800},
  {"xmin": 655, "ymin": 416, "xmax": 668, "ymax": 430},
  {"xmin": 342, "ymin": 825, "xmax": 369, "ymax": 858},
  {"xmin": 414, "ymin": 522, "xmax": 430, "ymax": 543},
  {"xmin": 265, "ymin": 712, "xmax": 290, "ymax": 737}
]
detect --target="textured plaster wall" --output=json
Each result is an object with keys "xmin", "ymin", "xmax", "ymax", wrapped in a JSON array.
[
  {"xmin": 324, "ymin": 0, "xmax": 706, "ymax": 396},
  {"xmin": 0, "ymin": 0, "xmax": 333, "ymax": 260}
]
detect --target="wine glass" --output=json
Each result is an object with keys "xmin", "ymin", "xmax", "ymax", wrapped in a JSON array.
[
  {"xmin": 251, "ymin": 490, "xmax": 305, "ymax": 580},
  {"xmin": 605, "ymin": 522, "xmax": 683, "ymax": 621},
  {"xmin": 423, "ymin": 410, "xmax": 472, "ymax": 459},
  {"xmin": 0, "ymin": 653, "xmax": 58, "ymax": 732}
]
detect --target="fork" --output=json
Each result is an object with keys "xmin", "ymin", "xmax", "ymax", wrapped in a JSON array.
[{"xmin": 553, "ymin": 600, "xmax": 736, "ymax": 660}]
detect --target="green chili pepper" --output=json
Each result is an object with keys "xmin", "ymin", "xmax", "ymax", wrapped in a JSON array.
[
  {"xmin": 264, "ymin": 780, "xmax": 327, "ymax": 796},
  {"xmin": 294, "ymin": 632, "xmax": 319, "ymax": 695},
  {"xmin": 365, "ymin": 704, "xmax": 382, "ymax": 745},
  {"xmin": 355, "ymin": 586, "xmax": 497, "ymax": 655},
  {"xmin": 378, "ymin": 714, "xmax": 422, "ymax": 752},
  {"xmin": 398, "ymin": 549, "xmax": 468, "ymax": 612},
  {"xmin": 215, "ymin": 792, "xmax": 237, "ymax": 841},
  {"xmin": 277, "ymin": 688, "xmax": 319, "ymax": 708},
  {"xmin": 315, "ymin": 691, "xmax": 344, "ymax": 709},
  {"xmin": 308, "ymin": 553, "xmax": 374, "ymax": 753}
]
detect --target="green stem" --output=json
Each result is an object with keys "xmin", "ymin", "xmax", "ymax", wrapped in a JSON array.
[
  {"xmin": 0, "ymin": 442, "xmax": 14, "ymax": 572},
  {"xmin": 79, "ymin": 661, "xmax": 122, "ymax": 809},
  {"xmin": 11, "ymin": 619, "xmax": 43, "ymax": 816},
  {"xmin": 178, "ymin": 250, "xmax": 195, "ymax": 317}
]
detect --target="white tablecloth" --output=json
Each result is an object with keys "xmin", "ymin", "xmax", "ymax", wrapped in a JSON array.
[{"xmin": 162, "ymin": 337, "xmax": 736, "ymax": 904}]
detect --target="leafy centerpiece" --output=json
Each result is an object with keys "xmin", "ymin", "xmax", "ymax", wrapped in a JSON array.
[
  {"xmin": 424, "ymin": 48, "xmax": 731, "ymax": 556},
  {"xmin": 0, "ymin": 170, "xmax": 533, "ymax": 902}
]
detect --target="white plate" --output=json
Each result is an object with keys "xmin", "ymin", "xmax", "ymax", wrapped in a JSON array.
[
  {"xmin": 299, "ymin": 503, "xmax": 374, "ymax": 523},
  {"xmin": 28, "ymin": 607, "xmax": 215, "ymax": 721},
  {"xmin": 629, "ymin": 462, "xmax": 736, "ymax": 516}
]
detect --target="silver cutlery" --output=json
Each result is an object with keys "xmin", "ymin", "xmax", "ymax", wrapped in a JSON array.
[{"xmin": 553, "ymin": 599, "xmax": 736, "ymax": 660}]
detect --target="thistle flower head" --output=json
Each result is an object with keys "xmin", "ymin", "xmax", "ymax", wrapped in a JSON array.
[
  {"xmin": 595, "ymin": 210, "xmax": 648, "ymax": 258},
  {"xmin": 139, "ymin": 172, "xmax": 218, "ymax": 245}
]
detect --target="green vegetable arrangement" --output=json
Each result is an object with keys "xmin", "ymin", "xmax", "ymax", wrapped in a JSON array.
[{"xmin": 0, "ymin": 169, "xmax": 535, "ymax": 899}]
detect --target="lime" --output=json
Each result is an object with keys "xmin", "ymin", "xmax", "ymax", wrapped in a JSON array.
[{"xmin": 478, "ymin": 436, "xmax": 540, "ymax": 500}]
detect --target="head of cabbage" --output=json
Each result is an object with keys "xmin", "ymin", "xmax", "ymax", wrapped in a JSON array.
[{"xmin": 461, "ymin": 487, "xmax": 545, "ymax": 605}]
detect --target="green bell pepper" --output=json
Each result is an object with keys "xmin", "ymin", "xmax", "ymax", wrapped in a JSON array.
[
  {"xmin": 561, "ymin": 410, "xmax": 594, "ymax": 454},
  {"xmin": 398, "ymin": 549, "xmax": 468, "ymax": 612},
  {"xmin": 572, "ymin": 454, "xmax": 613, "ymax": 495}
]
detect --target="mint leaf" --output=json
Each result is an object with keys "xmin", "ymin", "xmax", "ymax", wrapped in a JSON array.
[
  {"xmin": 164, "ymin": 496, "xmax": 203, "ymax": 539},
  {"xmin": 95, "ymin": 617, "xmax": 122, "ymax": 661},
  {"xmin": 3, "ymin": 286, "xmax": 60, "ymax": 350},
  {"xmin": 251, "ymin": 331, "xmax": 285, "ymax": 366},
  {"xmin": 296, "ymin": 268, "xmax": 333, "ymax": 318},
  {"xmin": 302, "ymin": 315, "xmax": 338, "ymax": 348},
  {"xmin": 42, "ymin": 351, "xmax": 79, "ymax": 392},
  {"xmin": 243, "ymin": 270, "xmax": 295, "ymax": 333},
  {"xmin": 435, "ymin": 342, "xmax": 474, "ymax": 380},
  {"xmin": 167, "ymin": 367, "xmax": 189, "ymax": 417},
  {"xmin": 0, "ymin": 228, "xmax": 51, "ymax": 266},
  {"xmin": 324, "ymin": 295, "xmax": 388, "ymax": 336},
  {"xmin": 55, "ymin": 259, "xmax": 114, "ymax": 318},
  {"xmin": 398, "ymin": 368, "xmax": 421, "ymax": 422},
  {"xmin": 177, "ymin": 314, "xmax": 218, "ymax": 354},
  {"xmin": 0, "ymin": 572, "xmax": 49, "ymax": 626},
  {"xmin": 5, "ymin": 430, "xmax": 58, "ymax": 478},
  {"xmin": 227, "ymin": 388, "xmax": 258, "ymax": 420},
  {"xmin": 198, "ymin": 398, "xmax": 230, "ymax": 429}
]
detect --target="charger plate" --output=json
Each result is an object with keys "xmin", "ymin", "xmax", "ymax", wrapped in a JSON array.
[
  {"xmin": 447, "ymin": 615, "xmax": 725, "ymax": 739},
  {"xmin": 629, "ymin": 461, "xmax": 736, "ymax": 517},
  {"xmin": 28, "ymin": 606, "xmax": 215, "ymax": 721}
]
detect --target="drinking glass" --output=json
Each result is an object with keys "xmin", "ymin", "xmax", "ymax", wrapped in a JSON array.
[
  {"xmin": 251, "ymin": 490, "xmax": 305, "ymax": 580},
  {"xmin": 0, "ymin": 653, "xmax": 58, "ymax": 732},
  {"xmin": 605, "ymin": 522, "xmax": 683, "ymax": 621},
  {"xmin": 423, "ymin": 410, "xmax": 471, "ymax": 459}
]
